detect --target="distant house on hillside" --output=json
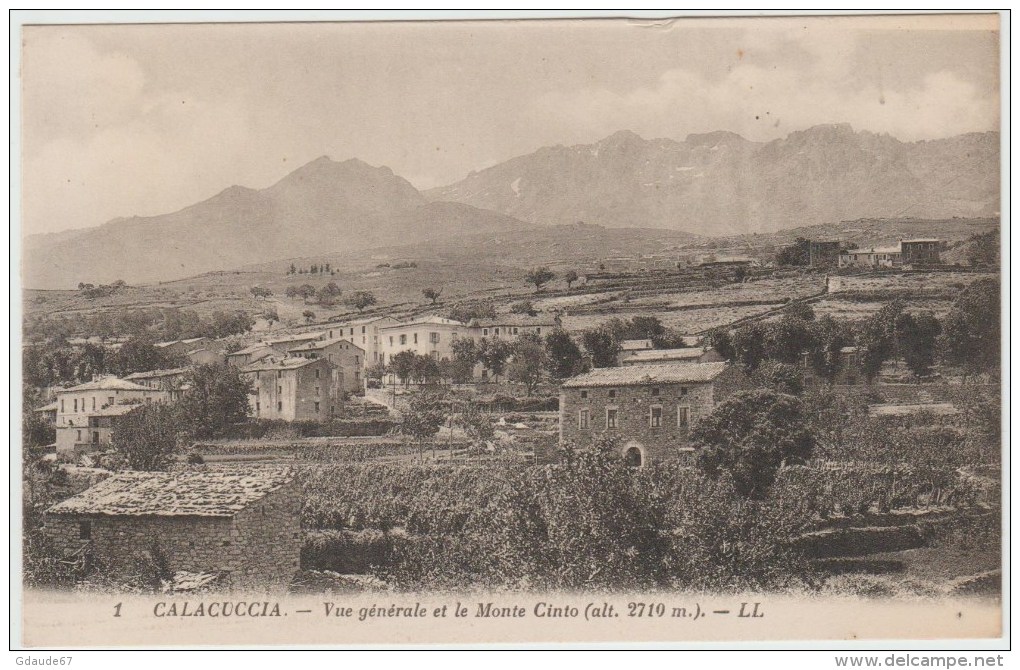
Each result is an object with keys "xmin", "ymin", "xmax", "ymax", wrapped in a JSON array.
[
  {"xmin": 838, "ymin": 239, "xmax": 943, "ymax": 269},
  {"xmin": 559, "ymin": 362, "xmax": 749, "ymax": 466},
  {"xmin": 43, "ymin": 468, "xmax": 301, "ymax": 587}
]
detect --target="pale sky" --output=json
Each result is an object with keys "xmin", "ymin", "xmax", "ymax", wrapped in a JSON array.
[{"xmin": 20, "ymin": 14, "xmax": 1000, "ymax": 236}]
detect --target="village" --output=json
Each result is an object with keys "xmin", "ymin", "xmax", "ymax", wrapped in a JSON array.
[{"xmin": 20, "ymin": 223, "xmax": 1002, "ymax": 598}]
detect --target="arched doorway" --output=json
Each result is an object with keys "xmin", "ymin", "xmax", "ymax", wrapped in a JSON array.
[{"xmin": 624, "ymin": 446, "xmax": 643, "ymax": 468}]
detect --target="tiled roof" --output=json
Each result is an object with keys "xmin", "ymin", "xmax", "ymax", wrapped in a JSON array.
[
  {"xmin": 288, "ymin": 337, "xmax": 364, "ymax": 353},
  {"xmin": 623, "ymin": 347, "xmax": 705, "ymax": 363},
  {"xmin": 380, "ymin": 316, "xmax": 466, "ymax": 329},
  {"xmin": 264, "ymin": 332, "xmax": 325, "ymax": 346},
  {"xmin": 619, "ymin": 339, "xmax": 654, "ymax": 351},
  {"xmin": 227, "ymin": 343, "xmax": 276, "ymax": 357},
  {"xmin": 474, "ymin": 316, "xmax": 558, "ymax": 328},
  {"xmin": 123, "ymin": 368, "xmax": 189, "ymax": 380},
  {"xmin": 241, "ymin": 356, "xmax": 322, "ymax": 373},
  {"xmin": 59, "ymin": 377, "xmax": 151, "ymax": 393},
  {"xmin": 34, "ymin": 401, "xmax": 58, "ymax": 413},
  {"xmin": 47, "ymin": 468, "xmax": 295, "ymax": 518},
  {"xmin": 561, "ymin": 362, "xmax": 731, "ymax": 388}
]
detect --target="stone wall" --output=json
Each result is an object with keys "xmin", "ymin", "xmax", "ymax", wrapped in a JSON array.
[
  {"xmin": 560, "ymin": 381, "xmax": 716, "ymax": 464},
  {"xmin": 42, "ymin": 480, "xmax": 301, "ymax": 588}
]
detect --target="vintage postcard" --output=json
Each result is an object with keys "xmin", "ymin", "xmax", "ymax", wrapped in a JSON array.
[{"xmin": 13, "ymin": 11, "xmax": 1005, "ymax": 651}]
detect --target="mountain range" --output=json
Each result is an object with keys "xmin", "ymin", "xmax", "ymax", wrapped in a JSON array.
[{"xmin": 23, "ymin": 125, "xmax": 999, "ymax": 288}]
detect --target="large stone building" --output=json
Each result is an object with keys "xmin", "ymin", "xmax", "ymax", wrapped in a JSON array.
[
  {"xmin": 54, "ymin": 377, "xmax": 170, "ymax": 458},
  {"xmin": 838, "ymin": 239, "xmax": 943, "ymax": 269},
  {"xmin": 326, "ymin": 316, "xmax": 397, "ymax": 365},
  {"xmin": 808, "ymin": 240, "xmax": 843, "ymax": 268},
  {"xmin": 470, "ymin": 315, "xmax": 558, "ymax": 342},
  {"xmin": 619, "ymin": 346, "xmax": 723, "ymax": 366},
  {"xmin": 378, "ymin": 316, "xmax": 469, "ymax": 365},
  {"xmin": 123, "ymin": 368, "xmax": 190, "ymax": 399},
  {"xmin": 288, "ymin": 338, "xmax": 366, "ymax": 396},
  {"xmin": 559, "ymin": 362, "xmax": 749, "ymax": 466},
  {"xmin": 242, "ymin": 356, "xmax": 339, "ymax": 421},
  {"xmin": 900, "ymin": 239, "xmax": 943, "ymax": 265},
  {"xmin": 43, "ymin": 468, "xmax": 301, "ymax": 587}
]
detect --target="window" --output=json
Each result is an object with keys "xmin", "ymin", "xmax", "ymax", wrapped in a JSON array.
[
  {"xmin": 277, "ymin": 401, "xmax": 282, "ymax": 412},
  {"xmin": 679, "ymin": 387, "xmax": 688, "ymax": 396},
  {"xmin": 315, "ymin": 386, "xmax": 320, "ymax": 396},
  {"xmin": 362, "ymin": 326, "xmax": 366, "ymax": 334},
  {"xmin": 76, "ymin": 429, "xmax": 82, "ymax": 441},
  {"xmin": 108, "ymin": 396, "xmax": 115, "ymax": 405},
  {"xmin": 400, "ymin": 334, "xmax": 407, "ymax": 345},
  {"xmin": 60, "ymin": 399, "xmax": 64, "ymax": 412},
  {"xmin": 92, "ymin": 397, "xmax": 96, "ymax": 410},
  {"xmin": 277, "ymin": 371, "xmax": 282, "ymax": 379},
  {"xmin": 256, "ymin": 401, "xmax": 260, "ymax": 413},
  {"xmin": 355, "ymin": 356, "xmax": 360, "ymax": 365},
  {"xmin": 277, "ymin": 386, "xmax": 282, "ymax": 395},
  {"xmin": 79, "ymin": 521, "xmax": 91, "ymax": 540},
  {"xmin": 651, "ymin": 388, "xmax": 660, "ymax": 397},
  {"xmin": 315, "ymin": 368, "xmax": 320, "ymax": 379},
  {"xmin": 650, "ymin": 406, "xmax": 662, "ymax": 427},
  {"xmin": 580, "ymin": 390, "xmax": 588, "ymax": 399},
  {"xmin": 350, "ymin": 328, "xmax": 354, "ymax": 336},
  {"xmin": 579, "ymin": 409, "xmax": 590, "ymax": 429},
  {"xmin": 606, "ymin": 408, "xmax": 618, "ymax": 429},
  {"xmin": 73, "ymin": 399, "xmax": 78, "ymax": 412},
  {"xmin": 430, "ymin": 332, "xmax": 440, "ymax": 344},
  {"xmin": 483, "ymin": 328, "xmax": 489, "ymax": 336},
  {"xmin": 256, "ymin": 371, "xmax": 261, "ymax": 380},
  {"xmin": 537, "ymin": 328, "xmax": 541, "ymax": 335},
  {"xmin": 413, "ymin": 333, "xmax": 418, "ymax": 344},
  {"xmin": 677, "ymin": 406, "xmax": 690, "ymax": 427},
  {"xmin": 608, "ymin": 389, "xmax": 616, "ymax": 399},
  {"xmin": 512, "ymin": 327, "xmax": 519, "ymax": 335},
  {"xmin": 315, "ymin": 401, "xmax": 321, "ymax": 413},
  {"xmin": 389, "ymin": 336, "xmax": 394, "ymax": 346},
  {"xmin": 494, "ymin": 328, "xmax": 500, "ymax": 335}
]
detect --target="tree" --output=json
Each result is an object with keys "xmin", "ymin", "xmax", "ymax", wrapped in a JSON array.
[
  {"xmin": 250, "ymin": 286, "xmax": 272, "ymax": 301},
  {"xmin": 582, "ymin": 329, "xmax": 619, "ymax": 368},
  {"xmin": 411, "ymin": 354, "xmax": 441, "ymax": 386},
  {"xmin": 402, "ymin": 391, "xmax": 447, "ymax": 462},
  {"xmin": 285, "ymin": 285, "xmax": 300, "ymax": 298},
  {"xmin": 422, "ymin": 288, "xmax": 443, "ymax": 305},
  {"xmin": 389, "ymin": 350, "xmax": 418, "ymax": 388},
  {"xmin": 895, "ymin": 311, "xmax": 942, "ymax": 378},
  {"xmin": 289, "ymin": 263, "xmax": 297, "ymax": 275},
  {"xmin": 456, "ymin": 402, "xmax": 494, "ymax": 451},
  {"xmin": 302, "ymin": 310, "xmax": 317, "ymax": 324},
  {"xmin": 508, "ymin": 336, "xmax": 548, "ymax": 395},
  {"xmin": 263, "ymin": 307, "xmax": 279, "ymax": 329},
  {"xmin": 564, "ymin": 270, "xmax": 579, "ymax": 289},
  {"xmin": 784, "ymin": 302, "xmax": 816, "ymax": 322},
  {"xmin": 807, "ymin": 316, "xmax": 854, "ymax": 384},
  {"xmin": 544, "ymin": 329, "xmax": 585, "ymax": 379},
  {"xmin": 941, "ymin": 277, "xmax": 1000, "ymax": 375},
  {"xmin": 731, "ymin": 322, "xmax": 768, "ymax": 372},
  {"xmin": 751, "ymin": 361, "xmax": 805, "ymax": 395},
  {"xmin": 762, "ymin": 315, "xmax": 814, "ymax": 364},
  {"xmin": 447, "ymin": 302, "xmax": 496, "ymax": 323},
  {"xmin": 112, "ymin": 337, "xmax": 177, "ymax": 376},
  {"xmin": 709, "ymin": 328, "xmax": 735, "ymax": 361},
  {"xmin": 450, "ymin": 337, "xmax": 480, "ymax": 383},
  {"xmin": 317, "ymin": 282, "xmax": 342, "ymax": 307},
  {"xmin": 525, "ymin": 267, "xmax": 556, "ymax": 292},
  {"xmin": 345, "ymin": 291, "xmax": 377, "ymax": 313},
  {"xmin": 510, "ymin": 300, "xmax": 537, "ymax": 316},
  {"xmin": 856, "ymin": 300, "xmax": 904, "ymax": 381},
  {"xmin": 111, "ymin": 403, "xmax": 180, "ymax": 471},
  {"xmin": 966, "ymin": 229, "xmax": 999, "ymax": 267},
  {"xmin": 478, "ymin": 338, "xmax": 512, "ymax": 382},
  {"xmin": 175, "ymin": 364, "xmax": 253, "ymax": 439},
  {"xmin": 775, "ymin": 237, "xmax": 811, "ymax": 266},
  {"xmin": 693, "ymin": 389, "xmax": 814, "ymax": 499}
]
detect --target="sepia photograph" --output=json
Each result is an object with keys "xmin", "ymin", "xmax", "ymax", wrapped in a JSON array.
[{"xmin": 12, "ymin": 10, "xmax": 1006, "ymax": 653}]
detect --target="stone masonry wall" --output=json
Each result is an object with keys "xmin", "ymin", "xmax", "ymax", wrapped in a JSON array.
[
  {"xmin": 560, "ymin": 381, "xmax": 716, "ymax": 464},
  {"xmin": 42, "ymin": 480, "xmax": 302, "ymax": 588}
]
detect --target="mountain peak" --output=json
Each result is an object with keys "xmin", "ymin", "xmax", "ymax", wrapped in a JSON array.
[
  {"xmin": 598, "ymin": 129, "xmax": 645, "ymax": 148},
  {"xmin": 684, "ymin": 130, "xmax": 749, "ymax": 147}
]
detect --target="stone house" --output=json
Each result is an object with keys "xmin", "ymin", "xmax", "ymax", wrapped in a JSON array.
[
  {"xmin": 54, "ymin": 377, "xmax": 171, "ymax": 458},
  {"xmin": 123, "ymin": 368, "xmax": 191, "ymax": 399},
  {"xmin": 242, "ymin": 356, "xmax": 339, "ymax": 421},
  {"xmin": 619, "ymin": 346, "xmax": 724, "ymax": 366},
  {"xmin": 326, "ymin": 316, "xmax": 397, "ymax": 365},
  {"xmin": 185, "ymin": 347, "xmax": 226, "ymax": 366},
  {"xmin": 43, "ymin": 468, "xmax": 301, "ymax": 587},
  {"xmin": 900, "ymin": 239, "xmax": 943, "ymax": 266},
  {"xmin": 155, "ymin": 337, "xmax": 210, "ymax": 360},
  {"xmin": 288, "ymin": 337, "xmax": 366, "ymax": 396},
  {"xmin": 559, "ymin": 362, "xmax": 749, "ymax": 466},
  {"xmin": 264, "ymin": 332, "xmax": 325, "ymax": 356},
  {"xmin": 378, "ymin": 316, "xmax": 468, "ymax": 365},
  {"xmin": 470, "ymin": 315, "xmax": 558, "ymax": 342},
  {"xmin": 808, "ymin": 240, "xmax": 842, "ymax": 267},
  {"xmin": 225, "ymin": 343, "xmax": 277, "ymax": 368}
]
